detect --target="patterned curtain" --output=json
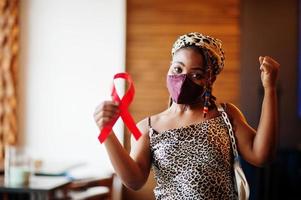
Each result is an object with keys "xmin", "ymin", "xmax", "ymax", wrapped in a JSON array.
[{"xmin": 0, "ymin": 0, "xmax": 19, "ymax": 160}]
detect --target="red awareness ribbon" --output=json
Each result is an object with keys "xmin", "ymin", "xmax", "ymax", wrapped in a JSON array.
[{"xmin": 98, "ymin": 72, "xmax": 142, "ymax": 143}]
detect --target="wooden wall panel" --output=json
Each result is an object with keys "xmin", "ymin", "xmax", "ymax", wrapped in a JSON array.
[
  {"xmin": 0, "ymin": 0, "xmax": 19, "ymax": 160},
  {"xmin": 126, "ymin": 0, "xmax": 240, "ymax": 126},
  {"xmin": 124, "ymin": 0, "xmax": 240, "ymax": 199}
]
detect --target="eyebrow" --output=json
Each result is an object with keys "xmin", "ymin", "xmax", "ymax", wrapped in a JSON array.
[
  {"xmin": 171, "ymin": 61, "xmax": 204, "ymax": 71},
  {"xmin": 171, "ymin": 61, "xmax": 185, "ymax": 66},
  {"xmin": 191, "ymin": 67, "xmax": 204, "ymax": 71}
]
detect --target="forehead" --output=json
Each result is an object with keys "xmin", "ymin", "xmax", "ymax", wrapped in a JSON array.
[{"xmin": 172, "ymin": 48, "xmax": 205, "ymax": 67}]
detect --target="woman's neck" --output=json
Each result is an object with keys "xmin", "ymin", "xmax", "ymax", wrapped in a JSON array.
[{"xmin": 169, "ymin": 101, "xmax": 204, "ymax": 113}]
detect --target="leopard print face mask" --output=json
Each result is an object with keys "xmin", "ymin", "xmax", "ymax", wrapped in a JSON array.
[{"xmin": 172, "ymin": 32, "xmax": 225, "ymax": 75}]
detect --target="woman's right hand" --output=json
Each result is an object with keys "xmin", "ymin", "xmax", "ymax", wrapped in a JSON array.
[
  {"xmin": 93, "ymin": 101, "xmax": 151, "ymax": 190},
  {"xmin": 94, "ymin": 101, "xmax": 119, "ymax": 130}
]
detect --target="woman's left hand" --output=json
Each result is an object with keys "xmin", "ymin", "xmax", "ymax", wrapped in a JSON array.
[{"xmin": 259, "ymin": 56, "xmax": 280, "ymax": 89}]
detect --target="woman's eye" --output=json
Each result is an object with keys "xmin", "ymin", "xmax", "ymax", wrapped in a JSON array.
[
  {"xmin": 173, "ymin": 66, "xmax": 183, "ymax": 74},
  {"xmin": 190, "ymin": 73, "xmax": 204, "ymax": 80}
]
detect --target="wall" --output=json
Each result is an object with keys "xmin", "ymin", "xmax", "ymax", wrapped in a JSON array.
[
  {"xmin": 241, "ymin": 0, "xmax": 301, "ymax": 148},
  {"xmin": 18, "ymin": 0, "xmax": 126, "ymax": 176},
  {"xmin": 125, "ymin": 0, "xmax": 240, "ymax": 199}
]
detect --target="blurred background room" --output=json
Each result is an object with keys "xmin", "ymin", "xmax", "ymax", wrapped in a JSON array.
[{"xmin": 0, "ymin": 0, "xmax": 300, "ymax": 199}]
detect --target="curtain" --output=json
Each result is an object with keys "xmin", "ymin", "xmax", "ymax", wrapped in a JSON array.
[{"xmin": 0, "ymin": 0, "xmax": 18, "ymax": 160}]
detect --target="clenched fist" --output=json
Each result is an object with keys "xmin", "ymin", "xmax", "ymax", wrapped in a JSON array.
[{"xmin": 259, "ymin": 56, "xmax": 280, "ymax": 89}]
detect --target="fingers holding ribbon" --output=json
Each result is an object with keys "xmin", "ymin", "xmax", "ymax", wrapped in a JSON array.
[
  {"xmin": 94, "ymin": 101, "xmax": 120, "ymax": 129},
  {"xmin": 97, "ymin": 73, "xmax": 142, "ymax": 143}
]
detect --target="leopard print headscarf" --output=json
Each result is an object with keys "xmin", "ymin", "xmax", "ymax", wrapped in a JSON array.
[{"xmin": 172, "ymin": 32, "xmax": 225, "ymax": 75}]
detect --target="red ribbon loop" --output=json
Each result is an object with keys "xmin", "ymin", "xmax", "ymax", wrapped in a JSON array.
[{"xmin": 98, "ymin": 72, "xmax": 142, "ymax": 143}]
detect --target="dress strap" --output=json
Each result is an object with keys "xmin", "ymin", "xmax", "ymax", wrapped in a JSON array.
[
  {"xmin": 217, "ymin": 103, "xmax": 239, "ymax": 158},
  {"xmin": 148, "ymin": 117, "xmax": 152, "ymax": 129}
]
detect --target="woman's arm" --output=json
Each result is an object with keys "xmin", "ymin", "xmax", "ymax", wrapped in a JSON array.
[
  {"xmin": 94, "ymin": 101, "xmax": 151, "ymax": 190},
  {"xmin": 227, "ymin": 56, "xmax": 280, "ymax": 167}
]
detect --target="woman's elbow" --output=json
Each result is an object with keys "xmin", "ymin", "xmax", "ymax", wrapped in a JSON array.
[
  {"xmin": 251, "ymin": 153, "xmax": 276, "ymax": 167},
  {"xmin": 251, "ymin": 159, "xmax": 268, "ymax": 167}
]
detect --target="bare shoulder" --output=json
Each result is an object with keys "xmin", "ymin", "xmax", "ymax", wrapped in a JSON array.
[
  {"xmin": 130, "ymin": 112, "xmax": 167, "ymax": 155},
  {"xmin": 223, "ymin": 102, "xmax": 256, "ymax": 139},
  {"xmin": 137, "ymin": 111, "xmax": 166, "ymax": 135},
  {"xmin": 224, "ymin": 102, "xmax": 247, "ymax": 123},
  {"xmin": 136, "ymin": 118, "xmax": 151, "ymax": 135},
  {"xmin": 130, "ymin": 117, "xmax": 151, "ymax": 156},
  {"xmin": 149, "ymin": 109, "xmax": 170, "ymax": 125},
  {"xmin": 136, "ymin": 109, "xmax": 169, "ymax": 132}
]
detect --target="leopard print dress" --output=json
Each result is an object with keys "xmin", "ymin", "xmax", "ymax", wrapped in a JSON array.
[{"xmin": 149, "ymin": 115, "xmax": 237, "ymax": 200}]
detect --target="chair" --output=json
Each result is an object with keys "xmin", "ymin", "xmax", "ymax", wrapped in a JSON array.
[{"xmin": 65, "ymin": 173, "xmax": 121, "ymax": 200}]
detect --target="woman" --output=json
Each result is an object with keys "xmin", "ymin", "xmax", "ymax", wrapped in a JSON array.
[{"xmin": 94, "ymin": 32, "xmax": 280, "ymax": 199}]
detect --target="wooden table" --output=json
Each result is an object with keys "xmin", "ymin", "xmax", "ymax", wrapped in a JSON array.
[{"xmin": 0, "ymin": 175, "xmax": 70, "ymax": 200}]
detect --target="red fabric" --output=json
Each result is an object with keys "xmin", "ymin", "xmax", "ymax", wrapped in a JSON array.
[{"xmin": 98, "ymin": 72, "xmax": 142, "ymax": 143}]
